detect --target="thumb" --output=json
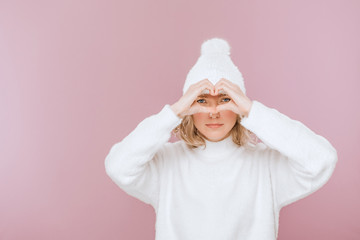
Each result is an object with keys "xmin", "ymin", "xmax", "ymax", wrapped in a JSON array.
[{"xmin": 187, "ymin": 105, "xmax": 210, "ymax": 115}]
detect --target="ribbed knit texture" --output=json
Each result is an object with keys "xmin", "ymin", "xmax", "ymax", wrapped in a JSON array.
[{"xmin": 105, "ymin": 101, "xmax": 337, "ymax": 240}]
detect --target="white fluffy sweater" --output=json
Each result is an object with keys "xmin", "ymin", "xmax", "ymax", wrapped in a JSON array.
[{"xmin": 105, "ymin": 100, "xmax": 337, "ymax": 240}]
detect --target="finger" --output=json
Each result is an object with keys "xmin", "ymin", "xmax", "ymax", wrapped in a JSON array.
[
  {"xmin": 215, "ymin": 104, "xmax": 229, "ymax": 112},
  {"xmin": 214, "ymin": 79, "xmax": 230, "ymax": 95},
  {"xmin": 215, "ymin": 84, "xmax": 238, "ymax": 101},
  {"xmin": 224, "ymin": 80, "xmax": 244, "ymax": 95},
  {"xmin": 198, "ymin": 79, "xmax": 216, "ymax": 95},
  {"xmin": 189, "ymin": 79, "xmax": 210, "ymax": 92},
  {"xmin": 216, "ymin": 102, "xmax": 240, "ymax": 114},
  {"xmin": 219, "ymin": 78, "xmax": 237, "ymax": 88},
  {"xmin": 215, "ymin": 78, "xmax": 242, "ymax": 95},
  {"xmin": 214, "ymin": 81, "xmax": 220, "ymax": 95},
  {"xmin": 204, "ymin": 81, "xmax": 216, "ymax": 96},
  {"xmin": 200, "ymin": 89, "xmax": 210, "ymax": 95},
  {"xmin": 200, "ymin": 88, "xmax": 216, "ymax": 95},
  {"xmin": 197, "ymin": 106, "xmax": 211, "ymax": 113},
  {"xmin": 186, "ymin": 80, "xmax": 215, "ymax": 105}
]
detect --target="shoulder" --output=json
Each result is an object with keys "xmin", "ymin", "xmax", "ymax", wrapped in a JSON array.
[
  {"xmin": 163, "ymin": 140, "xmax": 185, "ymax": 150},
  {"xmin": 241, "ymin": 141, "xmax": 267, "ymax": 154},
  {"xmin": 152, "ymin": 141, "xmax": 190, "ymax": 169},
  {"xmin": 241, "ymin": 141, "xmax": 281, "ymax": 159},
  {"xmin": 157, "ymin": 140, "xmax": 189, "ymax": 158}
]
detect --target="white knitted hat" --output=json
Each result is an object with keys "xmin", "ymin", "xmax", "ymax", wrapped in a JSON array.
[{"xmin": 183, "ymin": 38, "xmax": 246, "ymax": 95}]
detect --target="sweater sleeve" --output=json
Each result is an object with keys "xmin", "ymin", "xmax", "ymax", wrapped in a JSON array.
[
  {"xmin": 104, "ymin": 104, "xmax": 182, "ymax": 209},
  {"xmin": 240, "ymin": 100, "xmax": 338, "ymax": 210}
]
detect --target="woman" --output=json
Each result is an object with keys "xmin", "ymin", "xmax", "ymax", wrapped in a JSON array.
[{"xmin": 105, "ymin": 38, "xmax": 337, "ymax": 240}]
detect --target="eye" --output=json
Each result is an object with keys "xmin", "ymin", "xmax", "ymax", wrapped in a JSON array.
[
  {"xmin": 221, "ymin": 98, "xmax": 231, "ymax": 103},
  {"xmin": 197, "ymin": 99, "xmax": 206, "ymax": 104}
]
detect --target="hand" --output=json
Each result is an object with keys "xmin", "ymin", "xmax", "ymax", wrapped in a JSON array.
[
  {"xmin": 214, "ymin": 78, "xmax": 253, "ymax": 118},
  {"xmin": 171, "ymin": 79, "xmax": 216, "ymax": 118}
]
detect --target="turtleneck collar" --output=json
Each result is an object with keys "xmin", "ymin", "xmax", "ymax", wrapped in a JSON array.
[{"xmin": 191, "ymin": 135, "xmax": 239, "ymax": 162}]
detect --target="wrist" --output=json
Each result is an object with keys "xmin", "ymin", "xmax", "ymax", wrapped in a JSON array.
[
  {"xmin": 243, "ymin": 99, "xmax": 253, "ymax": 118},
  {"xmin": 170, "ymin": 103, "xmax": 182, "ymax": 118}
]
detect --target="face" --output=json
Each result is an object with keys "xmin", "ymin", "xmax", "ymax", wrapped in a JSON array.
[{"xmin": 192, "ymin": 94, "xmax": 238, "ymax": 142}]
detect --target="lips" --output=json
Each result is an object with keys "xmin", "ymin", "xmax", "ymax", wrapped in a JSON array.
[{"xmin": 205, "ymin": 123, "xmax": 224, "ymax": 128}]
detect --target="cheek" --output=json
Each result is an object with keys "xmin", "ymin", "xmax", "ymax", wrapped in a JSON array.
[
  {"xmin": 192, "ymin": 113, "xmax": 208, "ymax": 124},
  {"xmin": 222, "ymin": 111, "xmax": 238, "ymax": 123}
]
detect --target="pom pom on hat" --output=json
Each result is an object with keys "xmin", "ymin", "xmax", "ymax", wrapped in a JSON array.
[
  {"xmin": 183, "ymin": 37, "xmax": 246, "ymax": 95},
  {"xmin": 201, "ymin": 38, "xmax": 230, "ymax": 56}
]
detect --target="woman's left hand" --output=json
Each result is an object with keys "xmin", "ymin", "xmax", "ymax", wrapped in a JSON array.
[{"xmin": 214, "ymin": 78, "xmax": 253, "ymax": 118}]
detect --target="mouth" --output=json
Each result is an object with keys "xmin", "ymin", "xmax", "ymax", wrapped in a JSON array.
[{"xmin": 205, "ymin": 123, "xmax": 224, "ymax": 128}]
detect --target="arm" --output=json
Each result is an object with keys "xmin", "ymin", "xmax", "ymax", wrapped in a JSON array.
[
  {"xmin": 105, "ymin": 79, "xmax": 222, "ymax": 208},
  {"xmin": 240, "ymin": 101, "xmax": 338, "ymax": 210},
  {"xmin": 104, "ymin": 104, "xmax": 182, "ymax": 208}
]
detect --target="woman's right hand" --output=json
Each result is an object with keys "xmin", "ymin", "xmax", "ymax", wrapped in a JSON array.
[{"xmin": 170, "ymin": 79, "xmax": 216, "ymax": 118}]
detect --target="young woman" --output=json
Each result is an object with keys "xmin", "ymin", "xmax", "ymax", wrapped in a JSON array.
[{"xmin": 105, "ymin": 38, "xmax": 337, "ymax": 240}]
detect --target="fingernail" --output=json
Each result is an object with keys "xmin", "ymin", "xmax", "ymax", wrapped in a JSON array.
[{"xmin": 201, "ymin": 89, "xmax": 210, "ymax": 94}]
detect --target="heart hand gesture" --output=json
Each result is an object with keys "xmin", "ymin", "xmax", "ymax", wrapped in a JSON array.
[
  {"xmin": 214, "ymin": 78, "xmax": 253, "ymax": 118},
  {"xmin": 171, "ymin": 78, "xmax": 253, "ymax": 119}
]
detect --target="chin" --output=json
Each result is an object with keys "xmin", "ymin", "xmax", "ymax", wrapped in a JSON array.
[{"xmin": 204, "ymin": 133, "xmax": 228, "ymax": 142}]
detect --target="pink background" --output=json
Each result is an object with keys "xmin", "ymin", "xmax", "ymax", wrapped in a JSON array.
[{"xmin": 1, "ymin": 0, "xmax": 359, "ymax": 239}]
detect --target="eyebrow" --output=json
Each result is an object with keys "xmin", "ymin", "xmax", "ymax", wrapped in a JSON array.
[{"xmin": 197, "ymin": 93, "xmax": 228, "ymax": 98}]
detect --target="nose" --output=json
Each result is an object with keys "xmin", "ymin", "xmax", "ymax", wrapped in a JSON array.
[
  {"xmin": 208, "ymin": 104, "xmax": 220, "ymax": 118},
  {"xmin": 208, "ymin": 102, "xmax": 218, "ymax": 113}
]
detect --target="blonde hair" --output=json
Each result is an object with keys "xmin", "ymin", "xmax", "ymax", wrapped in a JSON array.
[{"xmin": 172, "ymin": 114, "xmax": 257, "ymax": 149}]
